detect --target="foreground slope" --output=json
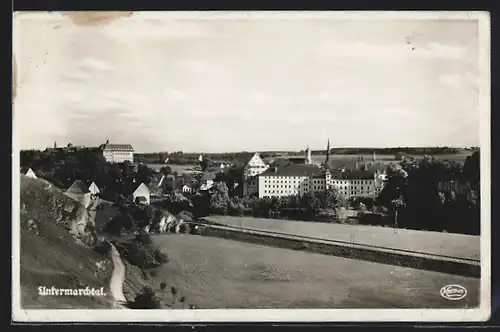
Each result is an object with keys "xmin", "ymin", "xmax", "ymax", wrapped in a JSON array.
[
  {"xmin": 19, "ymin": 175, "xmax": 115, "ymax": 309},
  {"xmin": 152, "ymin": 234, "xmax": 479, "ymax": 309}
]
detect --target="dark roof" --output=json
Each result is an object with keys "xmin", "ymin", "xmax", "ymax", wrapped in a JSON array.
[
  {"xmin": 201, "ymin": 172, "xmax": 216, "ymax": 181},
  {"xmin": 329, "ymin": 170, "xmax": 376, "ymax": 180},
  {"xmin": 288, "ymin": 156, "xmax": 307, "ymax": 160},
  {"xmin": 67, "ymin": 180, "xmax": 91, "ymax": 194},
  {"xmin": 123, "ymin": 182, "xmax": 147, "ymax": 195},
  {"xmin": 267, "ymin": 158, "xmax": 291, "ymax": 167},
  {"xmin": 233, "ymin": 152, "xmax": 258, "ymax": 166},
  {"xmin": 103, "ymin": 143, "xmax": 134, "ymax": 151},
  {"xmin": 20, "ymin": 166, "xmax": 33, "ymax": 173},
  {"xmin": 259, "ymin": 164, "xmax": 321, "ymax": 177}
]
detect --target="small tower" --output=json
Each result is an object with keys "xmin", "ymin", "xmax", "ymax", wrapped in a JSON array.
[
  {"xmin": 53, "ymin": 141, "xmax": 57, "ymax": 149},
  {"xmin": 306, "ymin": 146, "xmax": 312, "ymax": 165},
  {"xmin": 324, "ymin": 138, "xmax": 330, "ymax": 169}
]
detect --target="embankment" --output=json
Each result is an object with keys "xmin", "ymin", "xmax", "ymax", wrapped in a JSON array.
[
  {"xmin": 19, "ymin": 175, "xmax": 115, "ymax": 309},
  {"xmin": 197, "ymin": 223, "xmax": 480, "ymax": 278}
]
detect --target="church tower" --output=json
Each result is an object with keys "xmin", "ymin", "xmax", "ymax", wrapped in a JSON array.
[
  {"xmin": 53, "ymin": 141, "xmax": 57, "ymax": 149},
  {"xmin": 324, "ymin": 138, "xmax": 330, "ymax": 168},
  {"xmin": 306, "ymin": 146, "xmax": 312, "ymax": 165}
]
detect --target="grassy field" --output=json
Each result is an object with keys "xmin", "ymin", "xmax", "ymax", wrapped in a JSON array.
[
  {"xmin": 150, "ymin": 234, "xmax": 479, "ymax": 309},
  {"xmin": 204, "ymin": 216, "xmax": 480, "ymax": 261}
]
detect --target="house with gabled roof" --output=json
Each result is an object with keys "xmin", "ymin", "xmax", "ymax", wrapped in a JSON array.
[
  {"xmin": 125, "ymin": 182, "xmax": 150, "ymax": 205},
  {"xmin": 65, "ymin": 180, "xmax": 92, "ymax": 208},
  {"xmin": 241, "ymin": 152, "xmax": 269, "ymax": 196},
  {"xmin": 86, "ymin": 181, "xmax": 100, "ymax": 198}
]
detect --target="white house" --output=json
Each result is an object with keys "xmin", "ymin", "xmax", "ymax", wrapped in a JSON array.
[
  {"xmin": 129, "ymin": 182, "xmax": 150, "ymax": 205},
  {"xmin": 242, "ymin": 153, "xmax": 269, "ymax": 196},
  {"xmin": 65, "ymin": 180, "xmax": 92, "ymax": 208},
  {"xmin": 87, "ymin": 181, "xmax": 100, "ymax": 197},
  {"xmin": 182, "ymin": 184, "xmax": 193, "ymax": 194}
]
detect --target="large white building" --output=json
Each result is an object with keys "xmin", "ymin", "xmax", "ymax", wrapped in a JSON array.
[
  {"xmin": 257, "ymin": 140, "xmax": 387, "ymax": 199},
  {"xmin": 258, "ymin": 164, "xmax": 387, "ymax": 199},
  {"xmin": 101, "ymin": 141, "xmax": 134, "ymax": 163}
]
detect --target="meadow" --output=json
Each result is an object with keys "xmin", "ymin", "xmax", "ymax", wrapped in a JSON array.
[
  {"xmin": 149, "ymin": 234, "xmax": 479, "ymax": 309},
  {"xmin": 203, "ymin": 216, "xmax": 480, "ymax": 261}
]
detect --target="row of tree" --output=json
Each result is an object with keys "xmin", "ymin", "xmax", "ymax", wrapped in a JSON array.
[
  {"xmin": 376, "ymin": 152, "xmax": 480, "ymax": 234},
  {"xmin": 20, "ymin": 148, "xmax": 155, "ymax": 200}
]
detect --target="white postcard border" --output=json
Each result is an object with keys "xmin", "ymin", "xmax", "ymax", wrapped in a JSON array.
[{"xmin": 12, "ymin": 10, "xmax": 491, "ymax": 323}]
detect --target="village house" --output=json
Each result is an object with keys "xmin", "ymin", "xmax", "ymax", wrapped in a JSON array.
[
  {"xmin": 86, "ymin": 181, "xmax": 100, "ymax": 199},
  {"xmin": 241, "ymin": 152, "xmax": 270, "ymax": 196},
  {"xmin": 126, "ymin": 182, "xmax": 151, "ymax": 205},
  {"xmin": 64, "ymin": 180, "xmax": 92, "ymax": 208},
  {"xmin": 182, "ymin": 184, "xmax": 193, "ymax": 194},
  {"xmin": 199, "ymin": 172, "xmax": 216, "ymax": 191}
]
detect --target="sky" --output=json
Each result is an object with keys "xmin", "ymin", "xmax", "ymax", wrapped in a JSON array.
[{"xmin": 13, "ymin": 12, "xmax": 485, "ymax": 153}]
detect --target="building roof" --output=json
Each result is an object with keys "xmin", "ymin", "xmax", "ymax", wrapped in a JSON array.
[
  {"xmin": 259, "ymin": 163, "xmax": 321, "ymax": 177},
  {"xmin": 66, "ymin": 180, "xmax": 91, "ymax": 194},
  {"xmin": 103, "ymin": 143, "xmax": 134, "ymax": 151},
  {"xmin": 234, "ymin": 152, "xmax": 259, "ymax": 166},
  {"xmin": 329, "ymin": 170, "xmax": 376, "ymax": 180},
  {"xmin": 20, "ymin": 167, "xmax": 34, "ymax": 174}
]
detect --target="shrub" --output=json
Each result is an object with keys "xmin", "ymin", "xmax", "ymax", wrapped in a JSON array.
[
  {"xmin": 104, "ymin": 218, "xmax": 122, "ymax": 236},
  {"xmin": 129, "ymin": 286, "xmax": 161, "ymax": 309},
  {"xmin": 177, "ymin": 210, "xmax": 194, "ymax": 222},
  {"xmin": 154, "ymin": 248, "xmax": 169, "ymax": 264},
  {"xmin": 149, "ymin": 269, "xmax": 158, "ymax": 277},
  {"xmin": 178, "ymin": 223, "xmax": 188, "ymax": 234},
  {"xmin": 93, "ymin": 241, "xmax": 111, "ymax": 256},
  {"xmin": 135, "ymin": 232, "xmax": 153, "ymax": 245},
  {"xmin": 123, "ymin": 242, "xmax": 161, "ymax": 269}
]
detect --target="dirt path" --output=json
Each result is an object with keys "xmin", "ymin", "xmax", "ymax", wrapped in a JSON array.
[{"xmin": 109, "ymin": 243, "xmax": 128, "ymax": 308}]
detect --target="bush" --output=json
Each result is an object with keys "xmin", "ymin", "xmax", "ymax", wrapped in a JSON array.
[
  {"xmin": 154, "ymin": 248, "xmax": 169, "ymax": 264},
  {"xmin": 129, "ymin": 286, "xmax": 161, "ymax": 309},
  {"xmin": 177, "ymin": 210, "xmax": 194, "ymax": 222},
  {"xmin": 104, "ymin": 218, "xmax": 122, "ymax": 236},
  {"xmin": 149, "ymin": 269, "xmax": 158, "ymax": 277},
  {"xmin": 122, "ymin": 242, "xmax": 162, "ymax": 269},
  {"xmin": 135, "ymin": 232, "xmax": 153, "ymax": 245},
  {"xmin": 93, "ymin": 241, "xmax": 111, "ymax": 256}
]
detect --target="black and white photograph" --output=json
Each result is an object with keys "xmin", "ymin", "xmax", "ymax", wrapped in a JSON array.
[{"xmin": 12, "ymin": 11, "xmax": 490, "ymax": 322}]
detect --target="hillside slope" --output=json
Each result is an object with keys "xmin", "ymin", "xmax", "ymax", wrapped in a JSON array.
[{"xmin": 19, "ymin": 175, "xmax": 116, "ymax": 309}]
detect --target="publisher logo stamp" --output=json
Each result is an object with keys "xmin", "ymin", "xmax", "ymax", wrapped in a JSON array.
[{"xmin": 440, "ymin": 284, "xmax": 467, "ymax": 300}]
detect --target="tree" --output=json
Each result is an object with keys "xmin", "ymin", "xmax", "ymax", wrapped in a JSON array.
[
  {"xmin": 160, "ymin": 166, "xmax": 172, "ymax": 175},
  {"xmin": 391, "ymin": 196, "xmax": 406, "ymax": 231},
  {"xmin": 200, "ymin": 158, "xmax": 211, "ymax": 172},
  {"xmin": 209, "ymin": 182, "xmax": 230, "ymax": 215}
]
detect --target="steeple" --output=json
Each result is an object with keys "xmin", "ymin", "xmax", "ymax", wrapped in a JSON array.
[
  {"xmin": 306, "ymin": 145, "xmax": 312, "ymax": 165},
  {"xmin": 53, "ymin": 141, "xmax": 57, "ymax": 149},
  {"xmin": 324, "ymin": 138, "xmax": 330, "ymax": 167}
]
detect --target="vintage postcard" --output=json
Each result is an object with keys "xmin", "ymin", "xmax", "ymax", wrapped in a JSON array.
[{"xmin": 12, "ymin": 11, "xmax": 491, "ymax": 322}]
